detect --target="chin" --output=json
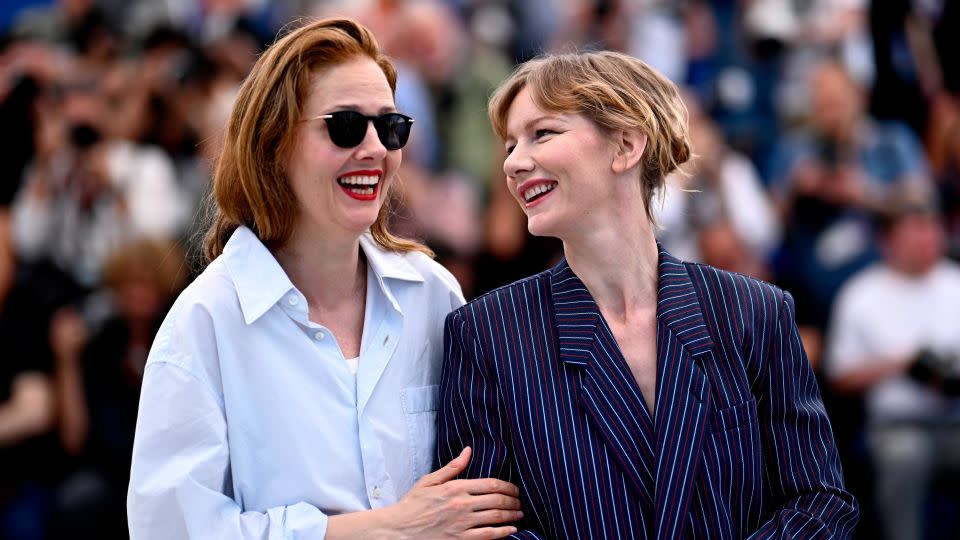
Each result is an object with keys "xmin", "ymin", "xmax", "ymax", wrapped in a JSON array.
[{"xmin": 525, "ymin": 216, "xmax": 561, "ymax": 239}]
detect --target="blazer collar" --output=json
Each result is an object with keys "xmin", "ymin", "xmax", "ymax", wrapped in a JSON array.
[
  {"xmin": 548, "ymin": 245, "xmax": 715, "ymax": 362},
  {"xmin": 654, "ymin": 247, "xmax": 715, "ymax": 356}
]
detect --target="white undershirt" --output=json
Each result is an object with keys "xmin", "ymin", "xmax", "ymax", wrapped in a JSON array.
[{"xmin": 344, "ymin": 356, "xmax": 359, "ymax": 375}]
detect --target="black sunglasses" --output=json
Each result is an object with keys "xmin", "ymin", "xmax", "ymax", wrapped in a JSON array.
[{"xmin": 306, "ymin": 111, "xmax": 414, "ymax": 150}]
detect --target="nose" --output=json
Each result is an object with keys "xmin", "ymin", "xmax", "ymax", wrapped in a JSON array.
[
  {"xmin": 353, "ymin": 121, "xmax": 388, "ymax": 160},
  {"xmin": 503, "ymin": 141, "xmax": 533, "ymax": 179}
]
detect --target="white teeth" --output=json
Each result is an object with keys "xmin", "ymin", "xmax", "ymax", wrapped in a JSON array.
[
  {"xmin": 523, "ymin": 183, "xmax": 556, "ymax": 202},
  {"xmin": 338, "ymin": 175, "xmax": 379, "ymax": 185}
]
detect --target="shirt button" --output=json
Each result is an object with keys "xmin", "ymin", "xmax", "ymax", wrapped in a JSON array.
[
  {"xmin": 314, "ymin": 331, "xmax": 325, "ymax": 341},
  {"xmin": 287, "ymin": 296, "xmax": 299, "ymax": 306},
  {"xmin": 372, "ymin": 486, "xmax": 382, "ymax": 499}
]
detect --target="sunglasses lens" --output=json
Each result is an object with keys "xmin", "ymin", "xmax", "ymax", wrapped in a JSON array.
[
  {"xmin": 323, "ymin": 111, "xmax": 412, "ymax": 150},
  {"xmin": 375, "ymin": 113, "xmax": 412, "ymax": 150},
  {"xmin": 325, "ymin": 111, "xmax": 367, "ymax": 148}
]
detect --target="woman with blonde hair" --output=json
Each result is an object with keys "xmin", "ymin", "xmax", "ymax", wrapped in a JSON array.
[
  {"xmin": 437, "ymin": 50, "xmax": 859, "ymax": 538},
  {"xmin": 128, "ymin": 18, "xmax": 521, "ymax": 539}
]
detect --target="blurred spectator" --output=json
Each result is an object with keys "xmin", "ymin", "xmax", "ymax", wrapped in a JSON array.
[
  {"xmin": 0, "ymin": 70, "xmax": 39, "ymax": 207},
  {"xmin": 925, "ymin": 92, "xmax": 960, "ymax": 260},
  {"xmin": 0, "ymin": 214, "xmax": 58, "ymax": 540},
  {"xmin": 627, "ymin": 0, "xmax": 685, "ymax": 84},
  {"xmin": 682, "ymin": 0, "xmax": 782, "ymax": 169},
  {"xmin": 657, "ymin": 93, "xmax": 780, "ymax": 271},
  {"xmin": 869, "ymin": 0, "xmax": 941, "ymax": 139},
  {"xmin": 826, "ymin": 188, "xmax": 960, "ymax": 540},
  {"xmin": 10, "ymin": 77, "xmax": 186, "ymax": 289},
  {"xmin": 50, "ymin": 238, "xmax": 186, "ymax": 539},
  {"xmin": 769, "ymin": 59, "xmax": 929, "ymax": 336}
]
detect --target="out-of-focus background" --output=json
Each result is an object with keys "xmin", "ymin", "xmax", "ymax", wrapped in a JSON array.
[{"xmin": 0, "ymin": 0, "xmax": 958, "ymax": 538}]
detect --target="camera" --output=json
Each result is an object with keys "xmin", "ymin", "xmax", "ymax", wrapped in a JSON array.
[
  {"xmin": 908, "ymin": 348, "xmax": 960, "ymax": 397},
  {"xmin": 69, "ymin": 122, "xmax": 102, "ymax": 150}
]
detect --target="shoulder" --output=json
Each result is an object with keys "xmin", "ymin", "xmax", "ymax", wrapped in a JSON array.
[
  {"xmin": 936, "ymin": 260, "xmax": 960, "ymax": 282},
  {"xmin": 683, "ymin": 260, "xmax": 786, "ymax": 310},
  {"xmin": 403, "ymin": 249, "xmax": 464, "ymax": 299},
  {"xmin": 452, "ymin": 268, "xmax": 552, "ymax": 322},
  {"xmin": 145, "ymin": 257, "xmax": 240, "ymax": 387}
]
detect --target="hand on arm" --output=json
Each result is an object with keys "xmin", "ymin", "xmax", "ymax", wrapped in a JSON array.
[
  {"xmin": 437, "ymin": 311, "xmax": 547, "ymax": 539},
  {"xmin": 328, "ymin": 447, "xmax": 521, "ymax": 540}
]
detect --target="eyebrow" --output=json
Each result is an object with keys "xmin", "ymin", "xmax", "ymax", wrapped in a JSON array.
[
  {"xmin": 321, "ymin": 103, "xmax": 397, "ymax": 115},
  {"xmin": 507, "ymin": 114, "xmax": 566, "ymax": 139}
]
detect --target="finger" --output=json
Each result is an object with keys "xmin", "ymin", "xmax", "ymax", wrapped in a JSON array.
[
  {"xmin": 456, "ymin": 477, "xmax": 520, "ymax": 497},
  {"xmin": 468, "ymin": 509, "xmax": 524, "ymax": 529},
  {"xmin": 418, "ymin": 446, "xmax": 471, "ymax": 487},
  {"xmin": 463, "ymin": 524, "xmax": 520, "ymax": 539},
  {"xmin": 468, "ymin": 493, "xmax": 522, "ymax": 512}
]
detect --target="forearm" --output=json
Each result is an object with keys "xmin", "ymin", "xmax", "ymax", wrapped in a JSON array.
[
  {"xmin": 830, "ymin": 355, "xmax": 913, "ymax": 395},
  {"xmin": 54, "ymin": 353, "xmax": 90, "ymax": 454},
  {"xmin": 325, "ymin": 506, "xmax": 399, "ymax": 540},
  {"xmin": 0, "ymin": 373, "xmax": 55, "ymax": 445}
]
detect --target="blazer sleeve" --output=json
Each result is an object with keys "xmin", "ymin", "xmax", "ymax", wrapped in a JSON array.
[
  {"xmin": 436, "ymin": 309, "xmax": 546, "ymax": 540},
  {"xmin": 747, "ymin": 291, "xmax": 859, "ymax": 539}
]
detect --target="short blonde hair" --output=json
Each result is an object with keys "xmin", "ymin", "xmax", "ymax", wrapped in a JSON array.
[
  {"xmin": 489, "ymin": 51, "xmax": 691, "ymax": 224},
  {"xmin": 203, "ymin": 17, "xmax": 430, "ymax": 262}
]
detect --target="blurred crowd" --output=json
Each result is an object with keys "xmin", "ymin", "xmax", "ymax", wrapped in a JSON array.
[{"xmin": 0, "ymin": 0, "xmax": 958, "ymax": 539}]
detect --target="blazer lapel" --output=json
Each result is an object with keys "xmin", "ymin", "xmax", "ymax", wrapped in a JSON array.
[
  {"xmin": 550, "ymin": 260, "xmax": 656, "ymax": 506},
  {"xmin": 653, "ymin": 248, "xmax": 715, "ymax": 539}
]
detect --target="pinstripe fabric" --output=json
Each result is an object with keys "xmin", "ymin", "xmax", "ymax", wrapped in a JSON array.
[{"xmin": 437, "ymin": 247, "xmax": 858, "ymax": 539}]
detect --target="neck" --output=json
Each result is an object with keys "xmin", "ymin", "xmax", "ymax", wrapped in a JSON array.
[
  {"xmin": 273, "ymin": 227, "xmax": 365, "ymax": 310},
  {"xmin": 563, "ymin": 219, "xmax": 660, "ymax": 319}
]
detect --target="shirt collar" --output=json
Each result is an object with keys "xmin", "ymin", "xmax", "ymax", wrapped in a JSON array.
[
  {"xmin": 222, "ymin": 226, "xmax": 298, "ymax": 324},
  {"xmin": 359, "ymin": 232, "xmax": 424, "ymax": 284},
  {"xmin": 222, "ymin": 227, "xmax": 424, "ymax": 324},
  {"xmin": 359, "ymin": 232, "xmax": 424, "ymax": 314}
]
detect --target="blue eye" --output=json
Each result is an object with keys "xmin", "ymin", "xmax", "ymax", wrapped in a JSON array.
[{"xmin": 535, "ymin": 129, "xmax": 555, "ymax": 139}]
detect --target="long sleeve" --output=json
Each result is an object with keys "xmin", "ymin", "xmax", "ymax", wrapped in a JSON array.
[
  {"xmin": 436, "ymin": 310, "xmax": 546, "ymax": 540},
  {"xmin": 128, "ymin": 359, "xmax": 330, "ymax": 539},
  {"xmin": 746, "ymin": 292, "xmax": 859, "ymax": 539}
]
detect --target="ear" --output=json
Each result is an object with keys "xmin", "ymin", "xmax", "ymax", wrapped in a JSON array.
[{"xmin": 611, "ymin": 129, "xmax": 647, "ymax": 174}]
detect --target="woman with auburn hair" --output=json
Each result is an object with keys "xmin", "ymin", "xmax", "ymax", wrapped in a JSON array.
[
  {"xmin": 437, "ymin": 50, "xmax": 859, "ymax": 539},
  {"xmin": 128, "ymin": 18, "xmax": 521, "ymax": 539}
]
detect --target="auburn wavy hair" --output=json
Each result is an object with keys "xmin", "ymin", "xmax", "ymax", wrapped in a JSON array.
[{"xmin": 202, "ymin": 17, "xmax": 430, "ymax": 262}]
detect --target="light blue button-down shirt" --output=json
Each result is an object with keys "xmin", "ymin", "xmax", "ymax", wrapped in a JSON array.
[{"xmin": 127, "ymin": 226, "xmax": 464, "ymax": 539}]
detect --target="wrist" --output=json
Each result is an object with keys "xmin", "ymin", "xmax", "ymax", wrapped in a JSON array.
[
  {"xmin": 369, "ymin": 505, "xmax": 404, "ymax": 540},
  {"xmin": 326, "ymin": 505, "xmax": 404, "ymax": 540}
]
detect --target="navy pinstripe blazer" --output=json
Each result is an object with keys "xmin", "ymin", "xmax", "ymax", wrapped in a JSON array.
[{"xmin": 437, "ymin": 248, "xmax": 858, "ymax": 539}]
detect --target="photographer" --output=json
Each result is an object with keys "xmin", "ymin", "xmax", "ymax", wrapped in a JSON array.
[
  {"xmin": 9, "ymin": 78, "xmax": 186, "ymax": 290},
  {"xmin": 826, "ymin": 188, "xmax": 960, "ymax": 540}
]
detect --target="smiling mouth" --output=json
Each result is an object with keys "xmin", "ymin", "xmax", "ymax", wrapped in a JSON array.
[
  {"xmin": 337, "ymin": 173, "xmax": 380, "ymax": 201},
  {"xmin": 521, "ymin": 182, "xmax": 557, "ymax": 204}
]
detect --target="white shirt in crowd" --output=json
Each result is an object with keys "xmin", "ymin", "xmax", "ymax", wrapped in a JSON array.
[
  {"xmin": 11, "ymin": 140, "xmax": 187, "ymax": 286},
  {"xmin": 127, "ymin": 226, "xmax": 464, "ymax": 539},
  {"xmin": 827, "ymin": 260, "xmax": 960, "ymax": 422}
]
